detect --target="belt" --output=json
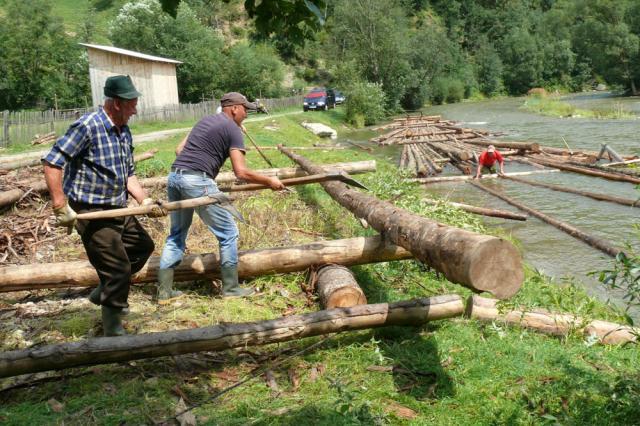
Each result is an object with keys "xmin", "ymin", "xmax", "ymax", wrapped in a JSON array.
[{"xmin": 171, "ymin": 167, "xmax": 212, "ymax": 179}]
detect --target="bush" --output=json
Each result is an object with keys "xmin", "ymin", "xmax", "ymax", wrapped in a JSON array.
[
  {"xmin": 344, "ymin": 82, "xmax": 386, "ymax": 127},
  {"xmin": 430, "ymin": 77, "xmax": 464, "ymax": 105}
]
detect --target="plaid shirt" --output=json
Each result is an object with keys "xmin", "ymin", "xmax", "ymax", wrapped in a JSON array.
[{"xmin": 42, "ymin": 107, "xmax": 135, "ymax": 207}]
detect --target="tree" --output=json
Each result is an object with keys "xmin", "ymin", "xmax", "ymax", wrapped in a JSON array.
[
  {"xmin": 499, "ymin": 28, "xmax": 544, "ymax": 94},
  {"xmin": 327, "ymin": 0, "xmax": 411, "ymax": 110},
  {"xmin": 0, "ymin": 0, "xmax": 89, "ymax": 110},
  {"xmin": 220, "ymin": 43, "xmax": 285, "ymax": 99},
  {"xmin": 109, "ymin": 0, "xmax": 224, "ymax": 102}
]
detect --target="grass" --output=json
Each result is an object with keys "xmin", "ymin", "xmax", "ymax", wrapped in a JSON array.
[
  {"xmin": 522, "ymin": 94, "xmax": 636, "ymax": 119},
  {"xmin": 1, "ymin": 108, "xmax": 639, "ymax": 424}
]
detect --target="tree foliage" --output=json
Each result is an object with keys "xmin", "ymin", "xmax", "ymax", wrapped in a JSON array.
[{"xmin": 0, "ymin": 0, "xmax": 89, "ymax": 110}]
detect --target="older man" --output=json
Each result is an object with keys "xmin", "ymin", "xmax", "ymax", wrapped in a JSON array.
[
  {"xmin": 156, "ymin": 92, "xmax": 285, "ymax": 303},
  {"xmin": 475, "ymin": 144, "xmax": 505, "ymax": 179},
  {"xmin": 42, "ymin": 75, "xmax": 161, "ymax": 336}
]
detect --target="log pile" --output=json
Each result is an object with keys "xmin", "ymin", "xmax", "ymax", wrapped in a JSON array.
[{"xmin": 30, "ymin": 132, "xmax": 56, "ymax": 146}]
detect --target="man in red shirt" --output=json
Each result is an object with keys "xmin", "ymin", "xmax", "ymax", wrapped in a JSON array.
[{"xmin": 475, "ymin": 145, "xmax": 505, "ymax": 179}]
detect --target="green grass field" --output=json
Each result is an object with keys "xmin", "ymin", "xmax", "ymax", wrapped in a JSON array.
[{"xmin": 1, "ymin": 109, "xmax": 639, "ymax": 425}]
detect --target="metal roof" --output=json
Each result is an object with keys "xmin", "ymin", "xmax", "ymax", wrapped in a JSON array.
[{"xmin": 79, "ymin": 43, "xmax": 182, "ymax": 64}]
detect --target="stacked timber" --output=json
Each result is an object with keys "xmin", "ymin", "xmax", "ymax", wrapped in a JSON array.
[{"xmin": 30, "ymin": 132, "xmax": 56, "ymax": 146}]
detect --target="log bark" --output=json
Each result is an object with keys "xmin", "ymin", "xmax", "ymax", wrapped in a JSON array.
[
  {"xmin": 315, "ymin": 264, "xmax": 367, "ymax": 308},
  {"xmin": 466, "ymin": 295, "xmax": 638, "ymax": 345},
  {"xmin": 278, "ymin": 146, "xmax": 524, "ymax": 299},
  {"xmin": 426, "ymin": 141, "xmax": 472, "ymax": 161},
  {"xmin": 504, "ymin": 175, "xmax": 639, "ymax": 208},
  {"xmin": 0, "ymin": 236, "xmax": 413, "ymax": 292},
  {"xmin": 469, "ymin": 181, "xmax": 623, "ymax": 258},
  {"xmin": 0, "ymin": 161, "xmax": 376, "ymax": 209},
  {"xmin": 526, "ymin": 156, "xmax": 640, "ymax": 184},
  {"xmin": 465, "ymin": 138, "xmax": 540, "ymax": 153},
  {"xmin": 132, "ymin": 148, "xmax": 159, "ymax": 163},
  {"xmin": 422, "ymin": 198, "xmax": 527, "ymax": 221},
  {"xmin": 408, "ymin": 169, "xmax": 559, "ymax": 184},
  {"xmin": 0, "ymin": 295, "xmax": 464, "ymax": 378}
]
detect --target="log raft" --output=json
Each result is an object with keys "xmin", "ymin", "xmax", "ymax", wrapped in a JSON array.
[
  {"xmin": 0, "ymin": 295, "xmax": 465, "ymax": 379},
  {"xmin": 0, "ymin": 236, "xmax": 412, "ymax": 292},
  {"xmin": 278, "ymin": 145, "xmax": 524, "ymax": 299}
]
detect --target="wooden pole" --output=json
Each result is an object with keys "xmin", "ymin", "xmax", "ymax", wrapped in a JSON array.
[
  {"xmin": 0, "ymin": 161, "xmax": 376, "ymax": 210},
  {"xmin": 315, "ymin": 264, "xmax": 367, "ymax": 308},
  {"xmin": 504, "ymin": 175, "xmax": 639, "ymax": 208},
  {"xmin": 0, "ymin": 235, "xmax": 413, "ymax": 292},
  {"xmin": 468, "ymin": 181, "xmax": 623, "ymax": 258},
  {"xmin": 409, "ymin": 169, "xmax": 559, "ymax": 184},
  {"xmin": 278, "ymin": 145, "xmax": 524, "ymax": 299},
  {"xmin": 527, "ymin": 156, "xmax": 640, "ymax": 184},
  {"xmin": 242, "ymin": 128, "xmax": 274, "ymax": 167},
  {"xmin": 466, "ymin": 295, "xmax": 638, "ymax": 345},
  {"xmin": 602, "ymin": 158, "xmax": 640, "ymax": 168},
  {"xmin": 422, "ymin": 198, "xmax": 528, "ymax": 221},
  {"xmin": 465, "ymin": 137, "xmax": 540, "ymax": 153},
  {"xmin": 0, "ymin": 295, "xmax": 464, "ymax": 379}
]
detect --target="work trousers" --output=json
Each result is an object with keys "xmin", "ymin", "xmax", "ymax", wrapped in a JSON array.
[{"xmin": 71, "ymin": 201, "xmax": 155, "ymax": 309}]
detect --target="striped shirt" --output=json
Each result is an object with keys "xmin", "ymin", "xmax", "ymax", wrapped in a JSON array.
[{"xmin": 42, "ymin": 107, "xmax": 135, "ymax": 207}]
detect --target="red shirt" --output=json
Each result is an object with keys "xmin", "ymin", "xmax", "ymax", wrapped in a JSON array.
[{"xmin": 478, "ymin": 150, "xmax": 503, "ymax": 167}]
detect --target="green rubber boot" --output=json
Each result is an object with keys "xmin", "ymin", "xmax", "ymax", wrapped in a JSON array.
[
  {"xmin": 157, "ymin": 268, "xmax": 183, "ymax": 305},
  {"xmin": 101, "ymin": 306, "xmax": 126, "ymax": 337},
  {"xmin": 221, "ymin": 265, "xmax": 254, "ymax": 298}
]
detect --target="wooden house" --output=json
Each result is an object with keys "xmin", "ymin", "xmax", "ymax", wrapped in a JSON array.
[{"xmin": 79, "ymin": 43, "xmax": 182, "ymax": 112}]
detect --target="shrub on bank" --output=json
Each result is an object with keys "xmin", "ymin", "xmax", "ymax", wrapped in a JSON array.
[{"xmin": 344, "ymin": 82, "xmax": 386, "ymax": 127}]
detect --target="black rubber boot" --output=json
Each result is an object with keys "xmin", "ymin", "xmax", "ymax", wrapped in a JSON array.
[
  {"xmin": 101, "ymin": 306, "xmax": 126, "ymax": 337},
  {"xmin": 89, "ymin": 284, "xmax": 103, "ymax": 305},
  {"xmin": 221, "ymin": 265, "xmax": 253, "ymax": 298},
  {"xmin": 157, "ymin": 268, "xmax": 183, "ymax": 305}
]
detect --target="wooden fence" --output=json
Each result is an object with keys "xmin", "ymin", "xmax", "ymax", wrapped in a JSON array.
[{"xmin": 0, "ymin": 95, "xmax": 304, "ymax": 147}]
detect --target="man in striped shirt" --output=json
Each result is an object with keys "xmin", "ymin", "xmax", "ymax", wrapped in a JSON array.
[{"xmin": 42, "ymin": 75, "xmax": 162, "ymax": 336}]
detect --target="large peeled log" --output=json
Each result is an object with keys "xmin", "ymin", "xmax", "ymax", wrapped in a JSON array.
[
  {"xmin": 0, "ymin": 236, "xmax": 412, "ymax": 292},
  {"xmin": 315, "ymin": 265, "xmax": 367, "ymax": 308},
  {"xmin": 278, "ymin": 146, "xmax": 524, "ymax": 299},
  {"xmin": 0, "ymin": 295, "xmax": 465, "ymax": 378}
]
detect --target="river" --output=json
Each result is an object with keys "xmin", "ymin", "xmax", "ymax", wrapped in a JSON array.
[{"xmin": 352, "ymin": 93, "xmax": 640, "ymax": 310}]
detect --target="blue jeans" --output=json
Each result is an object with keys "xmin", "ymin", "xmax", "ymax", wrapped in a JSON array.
[{"xmin": 159, "ymin": 172, "xmax": 239, "ymax": 269}]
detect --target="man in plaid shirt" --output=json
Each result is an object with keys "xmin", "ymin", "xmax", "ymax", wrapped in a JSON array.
[{"xmin": 42, "ymin": 75, "xmax": 163, "ymax": 336}]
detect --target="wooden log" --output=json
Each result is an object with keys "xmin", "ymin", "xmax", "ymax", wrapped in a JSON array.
[
  {"xmin": 0, "ymin": 157, "xmax": 41, "ymax": 171},
  {"xmin": 602, "ymin": 158, "xmax": 640, "ymax": 168},
  {"xmin": 315, "ymin": 264, "xmax": 367, "ymax": 308},
  {"xmin": 408, "ymin": 169, "xmax": 559, "ymax": 184},
  {"xmin": 0, "ymin": 295, "xmax": 465, "ymax": 379},
  {"xmin": 0, "ymin": 161, "xmax": 376, "ymax": 209},
  {"xmin": 422, "ymin": 198, "xmax": 527, "ymax": 221},
  {"xmin": 466, "ymin": 295, "xmax": 638, "ymax": 345},
  {"xmin": 426, "ymin": 141, "xmax": 472, "ymax": 161},
  {"xmin": 469, "ymin": 181, "xmax": 623, "ymax": 258},
  {"xmin": 0, "ymin": 236, "xmax": 413, "ymax": 292},
  {"xmin": 278, "ymin": 146, "xmax": 524, "ymax": 299},
  {"xmin": 247, "ymin": 146, "xmax": 347, "ymax": 151},
  {"xmin": 526, "ymin": 156, "xmax": 640, "ymax": 184},
  {"xmin": 568, "ymin": 160, "xmax": 640, "ymax": 177},
  {"xmin": 465, "ymin": 137, "xmax": 541, "ymax": 153},
  {"xmin": 504, "ymin": 175, "xmax": 639, "ymax": 208}
]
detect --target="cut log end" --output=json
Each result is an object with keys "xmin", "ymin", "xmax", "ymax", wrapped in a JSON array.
[{"xmin": 466, "ymin": 238, "xmax": 524, "ymax": 299}]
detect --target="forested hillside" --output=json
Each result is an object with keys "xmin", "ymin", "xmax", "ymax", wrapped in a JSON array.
[{"xmin": 1, "ymin": 0, "xmax": 639, "ymax": 117}]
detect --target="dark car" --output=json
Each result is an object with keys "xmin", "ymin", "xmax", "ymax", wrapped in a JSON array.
[
  {"xmin": 334, "ymin": 90, "xmax": 345, "ymax": 104},
  {"xmin": 303, "ymin": 87, "xmax": 336, "ymax": 111}
]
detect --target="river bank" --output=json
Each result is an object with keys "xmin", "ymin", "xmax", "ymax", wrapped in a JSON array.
[{"xmin": 1, "ymin": 108, "xmax": 638, "ymax": 424}]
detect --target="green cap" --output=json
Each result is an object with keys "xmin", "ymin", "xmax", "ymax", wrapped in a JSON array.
[{"xmin": 104, "ymin": 75, "xmax": 142, "ymax": 100}]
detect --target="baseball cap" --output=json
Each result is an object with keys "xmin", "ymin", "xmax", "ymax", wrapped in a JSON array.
[
  {"xmin": 104, "ymin": 75, "xmax": 142, "ymax": 100},
  {"xmin": 220, "ymin": 92, "xmax": 257, "ymax": 110}
]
